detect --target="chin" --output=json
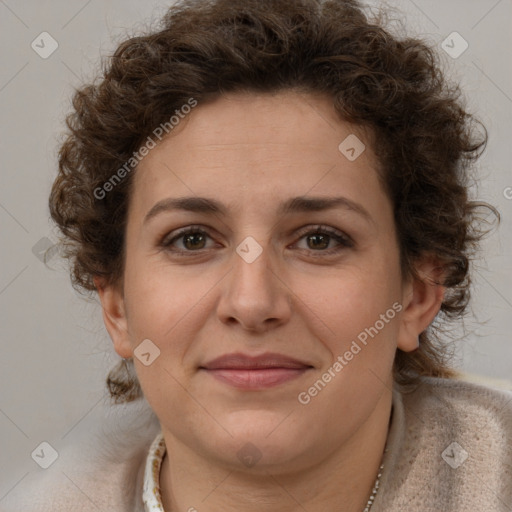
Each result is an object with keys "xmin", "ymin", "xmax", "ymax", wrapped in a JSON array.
[{"xmin": 200, "ymin": 410, "xmax": 320, "ymax": 473}]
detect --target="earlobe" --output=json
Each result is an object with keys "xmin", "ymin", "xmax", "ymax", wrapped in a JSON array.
[
  {"xmin": 93, "ymin": 276, "xmax": 133, "ymax": 359},
  {"xmin": 396, "ymin": 260, "xmax": 445, "ymax": 353}
]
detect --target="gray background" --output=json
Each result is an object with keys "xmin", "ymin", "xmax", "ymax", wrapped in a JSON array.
[{"xmin": 1, "ymin": 0, "xmax": 511, "ymax": 500}]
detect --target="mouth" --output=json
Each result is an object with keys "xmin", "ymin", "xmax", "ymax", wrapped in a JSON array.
[{"xmin": 199, "ymin": 352, "xmax": 314, "ymax": 390}]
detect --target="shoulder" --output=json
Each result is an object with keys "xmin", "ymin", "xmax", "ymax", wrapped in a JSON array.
[
  {"xmin": 405, "ymin": 375, "xmax": 512, "ymax": 476},
  {"xmin": 1, "ymin": 399, "xmax": 160, "ymax": 512},
  {"xmin": 405, "ymin": 375, "xmax": 512, "ymax": 441},
  {"xmin": 378, "ymin": 375, "xmax": 512, "ymax": 511}
]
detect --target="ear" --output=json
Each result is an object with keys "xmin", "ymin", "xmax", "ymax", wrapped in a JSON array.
[
  {"xmin": 93, "ymin": 276, "xmax": 133, "ymax": 359},
  {"xmin": 397, "ymin": 258, "xmax": 445, "ymax": 352}
]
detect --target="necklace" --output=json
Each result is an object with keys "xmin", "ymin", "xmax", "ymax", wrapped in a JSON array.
[
  {"xmin": 362, "ymin": 463, "xmax": 384, "ymax": 512},
  {"xmin": 363, "ymin": 407, "xmax": 392, "ymax": 511}
]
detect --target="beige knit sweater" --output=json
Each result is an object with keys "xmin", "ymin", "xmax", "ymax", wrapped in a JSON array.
[{"xmin": 2, "ymin": 376, "xmax": 512, "ymax": 511}]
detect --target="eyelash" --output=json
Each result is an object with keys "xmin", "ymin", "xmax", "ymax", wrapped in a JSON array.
[{"xmin": 160, "ymin": 224, "xmax": 354, "ymax": 257}]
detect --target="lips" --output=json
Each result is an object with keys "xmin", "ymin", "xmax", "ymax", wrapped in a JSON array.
[
  {"xmin": 199, "ymin": 352, "xmax": 313, "ymax": 389},
  {"xmin": 202, "ymin": 352, "xmax": 312, "ymax": 370}
]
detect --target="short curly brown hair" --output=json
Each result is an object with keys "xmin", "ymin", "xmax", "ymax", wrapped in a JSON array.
[{"xmin": 49, "ymin": 0, "xmax": 497, "ymax": 403}]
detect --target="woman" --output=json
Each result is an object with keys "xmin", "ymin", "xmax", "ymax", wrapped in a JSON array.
[{"xmin": 6, "ymin": 0, "xmax": 511, "ymax": 510}]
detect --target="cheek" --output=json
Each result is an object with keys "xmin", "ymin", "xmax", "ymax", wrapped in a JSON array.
[
  {"xmin": 123, "ymin": 254, "xmax": 219, "ymax": 358},
  {"xmin": 122, "ymin": 260, "xmax": 209, "ymax": 419},
  {"xmin": 295, "ymin": 271, "xmax": 401, "ymax": 426},
  {"xmin": 299, "ymin": 257, "xmax": 402, "ymax": 353}
]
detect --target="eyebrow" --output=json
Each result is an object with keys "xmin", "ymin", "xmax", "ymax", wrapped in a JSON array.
[{"xmin": 143, "ymin": 195, "xmax": 373, "ymax": 224}]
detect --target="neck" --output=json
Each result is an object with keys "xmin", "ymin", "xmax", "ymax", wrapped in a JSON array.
[{"xmin": 159, "ymin": 389, "xmax": 392, "ymax": 512}]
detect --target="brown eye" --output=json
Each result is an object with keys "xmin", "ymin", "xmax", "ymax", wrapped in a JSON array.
[
  {"xmin": 161, "ymin": 227, "xmax": 215, "ymax": 253},
  {"xmin": 294, "ymin": 226, "xmax": 354, "ymax": 255},
  {"xmin": 306, "ymin": 233, "xmax": 331, "ymax": 250},
  {"xmin": 182, "ymin": 232, "xmax": 207, "ymax": 250}
]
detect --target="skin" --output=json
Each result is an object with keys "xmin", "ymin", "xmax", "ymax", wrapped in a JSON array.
[{"xmin": 95, "ymin": 90, "xmax": 444, "ymax": 511}]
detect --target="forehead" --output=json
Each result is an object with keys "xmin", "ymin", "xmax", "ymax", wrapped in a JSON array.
[
  {"xmin": 130, "ymin": 91, "xmax": 383, "ymax": 215},
  {"xmin": 148, "ymin": 91, "xmax": 371, "ymax": 152}
]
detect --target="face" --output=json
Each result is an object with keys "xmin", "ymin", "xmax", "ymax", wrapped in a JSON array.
[{"xmin": 98, "ymin": 90, "xmax": 440, "ymax": 473}]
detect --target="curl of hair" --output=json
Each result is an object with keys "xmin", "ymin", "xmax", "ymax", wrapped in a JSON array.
[
  {"xmin": 106, "ymin": 358, "xmax": 143, "ymax": 404},
  {"xmin": 49, "ymin": 0, "xmax": 498, "ymax": 402}
]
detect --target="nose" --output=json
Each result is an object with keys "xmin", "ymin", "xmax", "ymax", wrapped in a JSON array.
[{"xmin": 216, "ymin": 241, "xmax": 292, "ymax": 333}]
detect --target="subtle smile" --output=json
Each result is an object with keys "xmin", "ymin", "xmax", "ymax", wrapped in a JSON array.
[{"xmin": 199, "ymin": 352, "xmax": 314, "ymax": 390}]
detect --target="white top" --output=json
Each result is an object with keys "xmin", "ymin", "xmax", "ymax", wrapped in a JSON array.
[{"xmin": 143, "ymin": 432, "xmax": 166, "ymax": 511}]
